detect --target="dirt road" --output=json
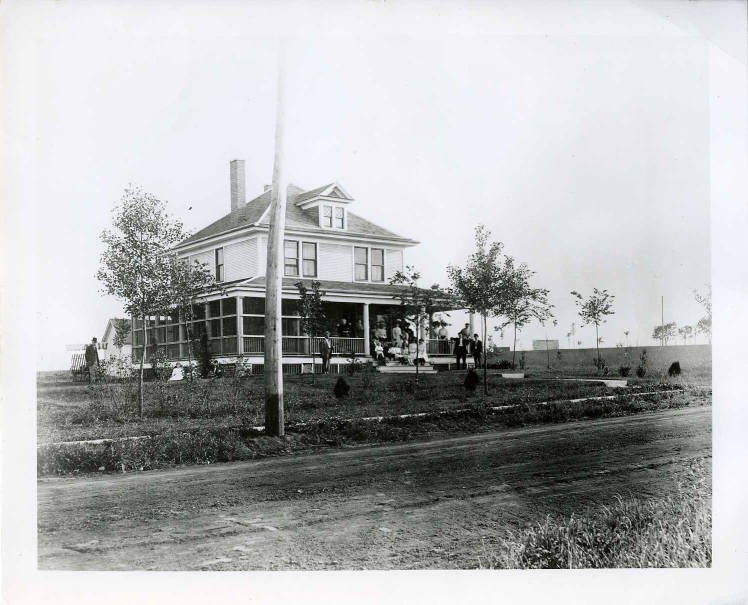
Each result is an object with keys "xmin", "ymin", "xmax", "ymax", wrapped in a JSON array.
[{"xmin": 38, "ymin": 406, "xmax": 711, "ymax": 570}]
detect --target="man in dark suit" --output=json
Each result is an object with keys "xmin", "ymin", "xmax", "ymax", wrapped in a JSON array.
[
  {"xmin": 453, "ymin": 332, "xmax": 469, "ymax": 370},
  {"xmin": 85, "ymin": 337, "xmax": 100, "ymax": 383},
  {"xmin": 320, "ymin": 331, "xmax": 334, "ymax": 374},
  {"xmin": 470, "ymin": 333, "xmax": 483, "ymax": 369}
]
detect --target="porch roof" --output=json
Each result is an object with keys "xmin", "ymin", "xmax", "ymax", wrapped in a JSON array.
[{"xmin": 211, "ymin": 277, "xmax": 462, "ymax": 310}]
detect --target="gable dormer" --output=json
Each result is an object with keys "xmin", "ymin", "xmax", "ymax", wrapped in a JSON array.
[{"xmin": 294, "ymin": 183, "xmax": 354, "ymax": 231}]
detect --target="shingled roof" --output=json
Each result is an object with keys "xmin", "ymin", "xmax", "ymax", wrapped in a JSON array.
[{"xmin": 177, "ymin": 184, "xmax": 416, "ymax": 248}]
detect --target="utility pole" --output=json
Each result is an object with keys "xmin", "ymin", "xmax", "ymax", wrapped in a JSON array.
[{"xmin": 264, "ymin": 46, "xmax": 287, "ymax": 437}]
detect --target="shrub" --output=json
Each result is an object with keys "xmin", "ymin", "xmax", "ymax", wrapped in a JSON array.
[
  {"xmin": 494, "ymin": 360, "xmax": 514, "ymax": 370},
  {"xmin": 668, "ymin": 361, "xmax": 682, "ymax": 377},
  {"xmin": 464, "ymin": 369, "xmax": 480, "ymax": 392},
  {"xmin": 636, "ymin": 349, "xmax": 648, "ymax": 378},
  {"xmin": 636, "ymin": 366, "xmax": 647, "ymax": 378},
  {"xmin": 619, "ymin": 366, "xmax": 631, "ymax": 377},
  {"xmin": 333, "ymin": 376, "xmax": 351, "ymax": 399}
]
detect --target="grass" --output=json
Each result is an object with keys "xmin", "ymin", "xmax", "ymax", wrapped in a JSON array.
[
  {"xmin": 37, "ymin": 385, "xmax": 710, "ymax": 476},
  {"xmin": 38, "ymin": 372, "xmax": 624, "ymax": 443},
  {"xmin": 481, "ymin": 459, "xmax": 711, "ymax": 568}
]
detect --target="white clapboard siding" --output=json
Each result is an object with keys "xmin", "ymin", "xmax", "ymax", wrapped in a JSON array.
[
  {"xmin": 258, "ymin": 236, "xmax": 267, "ymax": 276},
  {"xmin": 385, "ymin": 249, "xmax": 403, "ymax": 281},
  {"xmin": 224, "ymin": 237, "xmax": 258, "ymax": 281},
  {"xmin": 319, "ymin": 242, "xmax": 353, "ymax": 281}
]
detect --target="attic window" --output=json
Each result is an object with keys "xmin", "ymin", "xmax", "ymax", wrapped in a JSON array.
[{"xmin": 322, "ymin": 205, "xmax": 345, "ymax": 229}]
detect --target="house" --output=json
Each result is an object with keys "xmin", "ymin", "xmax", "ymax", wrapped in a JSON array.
[
  {"xmin": 130, "ymin": 160, "xmax": 458, "ymax": 372},
  {"xmin": 101, "ymin": 318, "xmax": 132, "ymax": 364}
]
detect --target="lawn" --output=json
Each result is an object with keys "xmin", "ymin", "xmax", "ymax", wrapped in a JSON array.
[{"xmin": 38, "ymin": 371, "xmax": 625, "ymax": 443}]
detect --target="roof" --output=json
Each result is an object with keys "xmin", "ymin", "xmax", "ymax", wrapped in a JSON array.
[
  {"xmin": 177, "ymin": 183, "xmax": 417, "ymax": 248},
  {"xmin": 233, "ymin": 277, "xmax": 461, "ymax": 310}
]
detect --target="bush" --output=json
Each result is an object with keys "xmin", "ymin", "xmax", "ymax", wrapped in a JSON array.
[
  {"xmin": 493, "ymin": 360, "xmax": 514, "ymax": 370},
  {"xmin": 636, "ymin": 349, "xmax": 648, "ymax": 378},
  {"xmin": 619, "ymin": 366, "xmax": 631, "ymax": 377},
  {"xmin": 668, "ymin": 361, "xmax": 682, "ymax": 377},
  {"xmin": 464, "ymin": 369, "xmax": 480, "ymax": 392},
  {"xmin": 333, "ymin": 376, "xmax": 351, "ymax": 399}
]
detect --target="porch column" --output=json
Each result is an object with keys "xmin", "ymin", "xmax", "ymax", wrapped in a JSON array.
[
  {"xmin": 236, "ymin": 295, "xmax": 243, "ymax": 355},
  {"xmin": 362, "ymin": 303, "xmax": 370, "ymax": 356},
  {"xmin": 469, "ymin": 310, "xmax": 475, "ymax": 336}
]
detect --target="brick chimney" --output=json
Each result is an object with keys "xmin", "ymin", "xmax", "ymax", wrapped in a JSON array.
[{"xmin": 230, "ymin": 159, "xmax": 246, "ymax": 212}]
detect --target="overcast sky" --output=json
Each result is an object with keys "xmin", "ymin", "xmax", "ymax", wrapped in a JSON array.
[{"xmin": 5, "ymin": 1, "xmax": 743, "ymax": 370}]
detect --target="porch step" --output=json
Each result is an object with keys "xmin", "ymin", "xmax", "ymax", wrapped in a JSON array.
[{"xmin": 376, "ymin": 364, "xmax": 437, "ymax": 374}]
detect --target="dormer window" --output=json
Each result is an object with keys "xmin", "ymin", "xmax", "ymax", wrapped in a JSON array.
[{"xmin": 321, "ymin": 204, "xmax": 345, "ymax": 230}]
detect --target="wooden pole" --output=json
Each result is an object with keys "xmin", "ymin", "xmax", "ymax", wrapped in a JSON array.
[{"xmin": 264, "ymin": 46, "xmax": 287, "ymax": 437}]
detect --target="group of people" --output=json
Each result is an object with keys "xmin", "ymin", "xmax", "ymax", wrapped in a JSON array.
[{"xmin": 452, "ymin": 323, "xmax": 483, "ymax": 370}]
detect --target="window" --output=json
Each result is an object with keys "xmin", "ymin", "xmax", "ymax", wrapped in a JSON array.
[
  {"xmin": 284, "ymin": 240, "xmax": 299, "ymax": 276},
  {"xmin": 355, "ymin": 246, "xmax": 368, "ymax": 281},
  {"xmin": 334, "ymin": 207, "xmax": 344, "ymax": 229},
  {"xmin": 371, "ymin": 248, "xmax": 384, "ymax": 282},
  {"xmin": 215, "ymin": 248, "xmax": 224, "ymax": 282},
  {"xmin": 243, "ymin": 297, "xmax": 265, "ymax": 315},
  {"xmin": 322, "ymin": 205, "xmax": 333, "ymax": 227},
  {"xmin": 302, "ymin": 242, "xmax": 317, "ymax": 277}
]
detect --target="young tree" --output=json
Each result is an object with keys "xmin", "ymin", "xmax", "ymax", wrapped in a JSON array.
[
  {"xmin": 570, "ymin": 288, "xmax": 615, "ymax": 371},
  {"xmin": 694, "ymin": 284, "xmax": 712, "ymax": 344},
  {"xmin": 447, "ymin": 225, "xmax": 515, "ymax": 395},
  {"xmin": 295, "ymin": 280, "xmax": 327, "ymax": 383},
  {"xmin": 97, "ymin": 186, "xmax": 207, "ymax": 415},
  {"xmin": 391, "ymin": 266, "xmax": 451, "ymax": 384},
  {"xmin": 678, "ymin": 324, "xmax": 693, "ymax": 345},
  {"xmin": 652, "ymin": 322, "xmax": 677, "ymax": 345},
  {"xmin": 169, "ymin": 256, "xmax": 220, "ymax": 376},
  {"xmin": 502, "ymin": 261, "xmax": 553, "ymax": 368}
]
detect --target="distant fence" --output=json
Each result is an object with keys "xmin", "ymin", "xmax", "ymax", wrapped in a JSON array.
[{"xmin": 487, "ymin": 344, "xmax": 711, "ymax": 375}]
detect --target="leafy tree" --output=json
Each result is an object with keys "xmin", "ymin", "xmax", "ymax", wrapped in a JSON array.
[
  {"xmin": 447, "ymin": 225, "xmax": 517, "ymax": 394},
  {"xmin": 652, "ymin": 322, "xmax": 677, "ymax": 346},
  {"xmin": 391, "ymin": 266, "xmax": 451, "ymax": 384},
  {"xmin": 570, "ymin": 288, "xmax": 615, "ymax": 371},
  {"xmin": 501, "ymin": 260, "xmax": 553, "ymax": 368},
  {"xmin": 169, "ymin": 256, "xmax": 220, "ymax": 376},
  {"xmin": 678, "ymin": 324, "xmax": 693, "ymax": 345},
  {"xmin": 112, "ymin": 318, "xmax": 131, "ymax": 351},
  {"xmin": 97, "ymin": 186, "xmax": 213, "ymax": 415},
  {"xmin": 295, "ymin": 280, "xmax": 327, "ymax": 383},
  {"xmin": 694, "ymin": 285, "xmax": 712, "ymax": 344}
]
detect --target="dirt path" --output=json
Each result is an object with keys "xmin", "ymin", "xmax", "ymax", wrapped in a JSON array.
[{"xmin": 38, "ymin": 406, "xmax": 711, "ymax": 570}]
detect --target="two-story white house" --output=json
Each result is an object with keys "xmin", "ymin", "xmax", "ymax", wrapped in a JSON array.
[{"xmin": 130, "ymin": 160, "xmax": 456, "ymax": 372}]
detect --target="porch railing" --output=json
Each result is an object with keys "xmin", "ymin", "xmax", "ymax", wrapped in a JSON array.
[
  {"xmin": 241, "ymin": 336, "xmax": 365, "ymax": 356},
  {"xmin": 427, "ymin": 339, "xmax": 453, "ymax": 356}
]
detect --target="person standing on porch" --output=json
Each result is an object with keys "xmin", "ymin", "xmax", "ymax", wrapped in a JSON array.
[
  {"xmin": 391, "ymin": 320, "xmax": 402, "ymax": 347},
  {"xmin": 453, "ymin": 332, "xmax": 469, "ymax": 370},
  {"xmin": 85, "ymin": 337, "xmax": 100, "ymax": 383},
  {"xmin": 337, "ymin": 318, "xmax": 351, "ymax": 337},
  {"xmin": 320, "ymin": 331, "xmax": 333, "ymax": 374},
  {"xmin": 470, "ymin": 333, "xmax": 483, "ymax": 369}
]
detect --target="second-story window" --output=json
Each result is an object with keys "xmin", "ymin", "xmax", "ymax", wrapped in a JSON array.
[
  {"xmin": 354, "ymin": 246, "xmax": 368, "ymax": 281},
  {"xmin": 334, "ymin": 207, "xmax": 345, "ymax": 229},
  {"xmin": 302, "ymin": 242, "xmax": 317, "ymax": 277},
  {"xmin": 371, "ymin": 248, "xmax": 384, "ymax": 282},
  {"xmin": 322, "ymin": 205, "xmax": 333, "ymax": 228},
  {"xmin": 215, "ymin": 248, "xmax": 224, "ymax": 282},
  {"xmin": 284, "ymin": 240, "xmax": 299, "ymax": 276}
]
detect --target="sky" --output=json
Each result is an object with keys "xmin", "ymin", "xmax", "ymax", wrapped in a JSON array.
[{"xmin": 3, "ymin": 1, "xmax": 742, "ymax": 370}]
